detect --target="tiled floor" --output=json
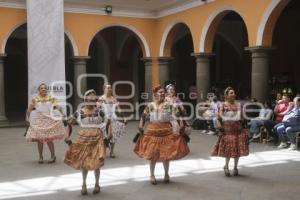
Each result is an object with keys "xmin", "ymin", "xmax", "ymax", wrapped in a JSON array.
[{"xmin": 0, "ymin": 121, "xmax": 299, "ymax": 200}]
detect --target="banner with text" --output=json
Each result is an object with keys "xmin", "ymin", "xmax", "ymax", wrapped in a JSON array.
[{"xmin": 27, "ymin": 0, "xmax": 66, "ymax": 108}]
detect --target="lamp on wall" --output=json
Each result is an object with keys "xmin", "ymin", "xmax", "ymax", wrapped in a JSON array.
[{"xmin": 104, "ymin": 5, "xmax": 112, "ymax": 14}]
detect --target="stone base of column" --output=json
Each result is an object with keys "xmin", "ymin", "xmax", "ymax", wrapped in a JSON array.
[
  {"xmin": 0, "ymin": 117, "xmax": 9, "ymax": 127},
  {"xmin": 0, "ymin": 53, "xmax": 8, "ymax": 126}
]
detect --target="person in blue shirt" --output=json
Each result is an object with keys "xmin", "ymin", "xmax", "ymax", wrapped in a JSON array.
[{"xmin": 275, "ymin": 97, "xmax": 300, "ymax": 150}]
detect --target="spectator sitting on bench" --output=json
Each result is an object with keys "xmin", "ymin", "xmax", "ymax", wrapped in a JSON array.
[
  {"xmin": 263, "ymin": 94, "xmax": 292, "ymax": 144},
  {"xmin": 275, "ymin": 97, "xmax": 300, "ymax": 150},
  {"xmin": 249, "ymin": 101, "xmax": 273, "ymax": 140}
]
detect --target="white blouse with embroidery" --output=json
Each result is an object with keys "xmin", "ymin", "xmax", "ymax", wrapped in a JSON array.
[{"xmin": 144, "ymin": 102, "xmax": 177, "ymax": 123}]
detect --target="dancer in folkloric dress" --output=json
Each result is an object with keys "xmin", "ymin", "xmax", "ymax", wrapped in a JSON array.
[
  {"xmin": 98, "ymin": 83, "xmax": 126, "ymax": 158},
  {"xmin": 165, "ymin": 83, "xmax": 191, "ymax": 135},
  {"xmin": 26, "ymin": 83, "xmax": 65, "ymax": 164},
  {"xmin": 64, "ymin": 89, "xmax": 107, "ymax": 195},
  {"xmin": 211, "ymin": 87, "xmax": 249, "ymax": 177},
  {"xmin": 134, "ymin": 85, "xmax": 190, "ymax": 184}
]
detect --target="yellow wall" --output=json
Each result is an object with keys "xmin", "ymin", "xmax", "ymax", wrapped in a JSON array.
[
  {"xmin": 0, "ymin": 0, "xmax": 289, "ymax": 86},
  {"xmin": 0, "ymin": 7, "xmax": 26, "ymax": 53},
  {"xmin": 64, "ymin": 13, "xmax": 156, "ymax": 56},
  {"xmin": 155, "ymin": 0, "xmax": 272, "ymax": 54}
]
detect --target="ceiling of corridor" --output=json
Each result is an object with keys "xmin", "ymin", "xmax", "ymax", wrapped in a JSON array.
[{"xmin": 0, "ymin": 0, "xmax": 214, "ymax": 18}]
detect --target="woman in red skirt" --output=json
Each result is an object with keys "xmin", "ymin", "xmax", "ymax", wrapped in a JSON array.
[{"xmin": 211, "ymin": 87, "xmax": 249, "ymax": 176}]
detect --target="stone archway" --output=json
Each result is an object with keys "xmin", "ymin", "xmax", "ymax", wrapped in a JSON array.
[
  {"xmin": 159, "ymin": 22, "xmax": 195, "ymax": 92},
  {"xmin": 1, "ymin": 23, "xmax": 77, "ymax": 122},
  {"xmin": 268, "ymin": 0, "xmax": 300, "ymax": 95},
  {"xmin": 3, "ymin": 23, "xmax": 28, "ymax": 122},
  {"xmin": 200, "ymin": 9, "xmax": 250, "ymax": 99},
  {"xmin": 87, "ymin": 26, "xmax": 145, "ymax": 105}
]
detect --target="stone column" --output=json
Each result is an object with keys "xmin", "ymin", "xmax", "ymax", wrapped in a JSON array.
[
  {"xmin": 73, "ymin": 56, "xmax": 90, "ymax": 109},
  {"xmin": 0, "ymin": 54, "xmax": 8, "ymax": 125},
  {"xmin": 141, "ymin": 57, "xmax": 153, "ymax": 101},
  {"xmin": 157, "ymin": 57, "xmax": 173, "ymax": 86},
  {"xmin": 132, "ymin": 49, "xmax": 140, "ymax": 105},
  {"xmin": 245, "ymin": 46, "xmax": 274, "ymax": 102},
  {"xmin": 192, "ymin": 53, "xmax": 214, "ymax": 102},
  {"xmin": 27, "ymin": 0, "xmax": 66, "ymax": 101}
]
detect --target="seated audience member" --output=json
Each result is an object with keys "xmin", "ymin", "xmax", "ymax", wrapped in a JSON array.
[
  {"xmin": 275, "ymin": 97, "xmax": 300, "ymax": 150},
  {"xmin": 263, "ymin": 94, "xmax": 291, "ymax": 144},
  {"xmin": 245, "ymin": 98, "xmax": 261, "ymax": 119},
  {"xmin": 193, "ymin": 99, "xmax": 210, "ymax": 132},
  {"xmin": 271, "ymin": 92, "xmax": 282, "ymax": 109},
  {"xmin": 249, "ymin": 101, "xmax": 273, "ymax": 140}
]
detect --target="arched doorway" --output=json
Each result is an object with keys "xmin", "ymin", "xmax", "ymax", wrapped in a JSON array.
[
  {"xmin": 87, "ymin": 26, "xmax": 145, "ymax": 104},
  {"xmin": 4, "ymin": 23, "xmax": 75, "ymax": 121},
  {"xmin": 64, "ymin": 35, "xmax": 75, "ymax": 114},
  {"xmin": 210, "ymin": 12, "xmax": 250, "ymax": 98},
  {"xmin": 4, "ymin": 24, "xmax": 28, "ymax": 121},
  {"xmin": 160, "ymin": 22, "xmax": 195, "ymax": 114},
  {"xmin": 270, "ymin": 0, "xmax": 300, "ymax": 96},
  {"xmin": 168, "ymin": 23, "xmax": 195, "ymax": 102}
]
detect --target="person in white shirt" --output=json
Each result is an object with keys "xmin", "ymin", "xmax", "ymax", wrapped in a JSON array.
[{"xmin": 249, "ymin": 101, "xmax": 273, "ymax": 139}]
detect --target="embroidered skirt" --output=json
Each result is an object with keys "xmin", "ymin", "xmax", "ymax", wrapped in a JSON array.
[
  {"xmin": 134, "ymin": 122, "xmax": 190, "ymax": 161},
  {"xmin": 211, "ymin": 121, "xmax": 249, "ymax": 158},
  {"xmin": 26, "ymin": 112, "xmax": 65, "ymax": 143},
  {"xmin": 111, "ymin": 120, "xmax": 126, "ymax": 143},
  {"xmin": 64, "ymin": 128, "xmax": 105, "ymax": 170}
]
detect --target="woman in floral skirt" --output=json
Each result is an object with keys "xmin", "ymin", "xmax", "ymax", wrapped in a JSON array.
[
  {"xmin": 211, "ymin": 87, "xmax": 249, "ymax": 177},
  {"xmin": 26, "ymin": 83, "xmax": 65, "ymax": 164},
  {"xmin": 98, "ymin": 83, "xmax": 126, "ymax": 158}
]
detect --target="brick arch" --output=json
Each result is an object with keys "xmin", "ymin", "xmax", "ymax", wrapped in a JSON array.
[
  {"xmin": 199, "ymin": 6, "xmax": 249, "ymax": 53},
  {"xmin": 86, "ymin": 23, "xmax": 150, "ymax": 57},
  {"xmin": 1, "ymin": 21, "xmax": 79, "ymax": 57},
  {"xmin": 1, "ymin": 21, "xmax": 26, "ymax": 53},
  {"xmin": 256, "ymin": 0, "xmax": 290, "ymax": 46},
  {"xmin": 64, "ymin": 30, "xmax": 79, "ymax": 56},
  {"xmin": 159, "ymin": 21, "xmax": 193, "ymax": 57}
]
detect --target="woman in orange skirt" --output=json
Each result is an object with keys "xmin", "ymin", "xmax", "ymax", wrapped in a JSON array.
[
  {"xmin": 211, "ymin": 87, "xmax": 249, "ymax": 177},
  {"xmin": 64, "ymin": 89, "xmax": 107, "ymax": 195},
  {"xmin": 134, "ymin": 86, "xmax": 190, "ymax": 184}
]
